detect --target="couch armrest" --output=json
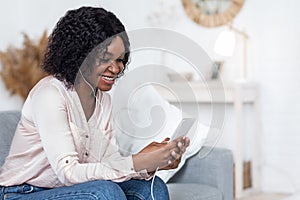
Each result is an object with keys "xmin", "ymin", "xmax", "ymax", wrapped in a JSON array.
[
  {"xmin": 168, "ymin": 146, "xmax": 234, "ymax": 200},
  {"xmin": 0, "ymin": 110, "xmax": 21, "ymax": 167}
]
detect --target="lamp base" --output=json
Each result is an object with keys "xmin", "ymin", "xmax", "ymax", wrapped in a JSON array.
[{"xmin": 211, "ymin": 61, "xmax": 224, "ymax": 79}]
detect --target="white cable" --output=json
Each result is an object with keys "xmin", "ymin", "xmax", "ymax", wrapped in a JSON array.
[
  {"xmin": 151, "ymin": 167, "xmax": 160, "ymax": 200},
  {"xmin": 78, "ymin": 69, "xmax": 103, "ymax": 125},
  {"xmin": 80, "ymin": 69, "xmax": 158, "ymax": 199},
  {"xmin": 79, "ymin": 69, "xmax": 99, "ymax": 98}
]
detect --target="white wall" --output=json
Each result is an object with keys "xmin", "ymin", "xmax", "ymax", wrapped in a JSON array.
[
  {"xmin": 240, "ymin": 0, "xmax": 300, "ymax": 193},
  {"xmin": 1, "ymin": 0, "xmax": 300, "ymax": 194}
]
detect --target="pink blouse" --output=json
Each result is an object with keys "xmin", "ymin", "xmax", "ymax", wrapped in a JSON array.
[{"xmin": 0, "ymin": 76, "xmax": 149, "ymax": 187}]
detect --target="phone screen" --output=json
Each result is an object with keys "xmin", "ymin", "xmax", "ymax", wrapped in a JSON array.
[{"xmin": 171, "ymin": 118, "xmax": 195, "ymax": 140}]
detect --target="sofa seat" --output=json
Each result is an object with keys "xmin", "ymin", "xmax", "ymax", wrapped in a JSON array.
[{"xmin": 168, "ymin": 183, "xmax": 222, "ymax": 200}]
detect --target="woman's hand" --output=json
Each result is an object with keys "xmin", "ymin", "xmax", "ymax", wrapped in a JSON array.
[
  {"xmin": 159, "ymin": 136, "xmax": 190, "ymax": 170},
  {"xmin": 132, "ymin": 136, "xmax": 190, "ymax": 173}
]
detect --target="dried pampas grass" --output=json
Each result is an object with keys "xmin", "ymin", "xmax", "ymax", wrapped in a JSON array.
[{"xmin": 0, "ymin": 31, "xmax": 48, "ymax": 100}]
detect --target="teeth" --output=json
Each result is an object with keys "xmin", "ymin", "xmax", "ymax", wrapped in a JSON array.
[{"xmin": 103, "ymin": 76, "xmax": 114, "ymax": 81}]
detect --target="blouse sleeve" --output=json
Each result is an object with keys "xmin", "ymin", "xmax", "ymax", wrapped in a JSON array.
[{"xmin": 31, "ymin": 85, "xmax": 149, "ymax": 186}]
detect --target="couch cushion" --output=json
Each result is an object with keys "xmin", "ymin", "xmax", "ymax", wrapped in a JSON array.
[
  {"xmin": 167, "ymin": 183, "xmax": 222, "ymax": 200},
  {"xmin": 0, "ymin": 111, "xmax": 21, "ymax": 167}
]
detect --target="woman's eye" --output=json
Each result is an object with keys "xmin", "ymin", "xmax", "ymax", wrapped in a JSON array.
[
  {"xmin": 116, "ymin": 58, "xmax": 124, "ymax": 63},
  {"xmin": 99, "ymin": 57, "xmax": 124, "ymax": 65},
  {"xmin": 101, "ymin": 58, "xmax": 111, "ymax": 63},
  {"xmin": 103, "ymin": 59, "xmax": 111, "ymax": 63}
]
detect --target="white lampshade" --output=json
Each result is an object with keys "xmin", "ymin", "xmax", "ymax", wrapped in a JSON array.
[{"xmin": 214, "ymin": 30, "xmax": 236, "ymax": 57}]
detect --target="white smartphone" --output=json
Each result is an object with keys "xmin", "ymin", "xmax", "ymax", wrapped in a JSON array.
[{"xmin": 171, "ymin": 118, "xmax": 195, "ymax": 140}]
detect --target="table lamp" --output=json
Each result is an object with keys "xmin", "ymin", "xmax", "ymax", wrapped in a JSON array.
[{"xmin": 214, "ymin": 24, "xmax": 248, "ymax": 80}]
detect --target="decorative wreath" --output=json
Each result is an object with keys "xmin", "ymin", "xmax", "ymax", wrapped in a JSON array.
[{"xmin": 0, "ymin": 31, "xmax": 48, "ymax": 100}]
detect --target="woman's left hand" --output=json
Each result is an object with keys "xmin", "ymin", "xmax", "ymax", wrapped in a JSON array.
[
  {"xmin": 159, "ymin": 136, "xmax": 190, "ymax": 170},
  {"xmin": 138, "ymin": 136, "xmax": 190, "ymax": 170}
]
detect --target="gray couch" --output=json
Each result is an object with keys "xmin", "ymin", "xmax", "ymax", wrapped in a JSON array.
[{"xmin": 0, "ymin": 110, "xmax": 234, "ymax": 200}]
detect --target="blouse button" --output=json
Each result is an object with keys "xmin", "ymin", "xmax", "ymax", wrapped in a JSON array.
[
  {"xmin": 85, "ymin": 152, "xmax": 89, "ymax": 156},
  {"xmin": 85, "ymin": 135, "xmax": 89, "ymax": 138}
]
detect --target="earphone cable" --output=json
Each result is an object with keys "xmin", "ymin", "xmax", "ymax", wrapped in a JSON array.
[{"xmin": 150, "ymin": 167, "xmax": 160, "ymax": 200}]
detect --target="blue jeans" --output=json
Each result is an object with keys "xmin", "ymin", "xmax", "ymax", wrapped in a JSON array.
[{"xmin": 0, "ymin": 177, "xmax": 169, "ymax": 200}]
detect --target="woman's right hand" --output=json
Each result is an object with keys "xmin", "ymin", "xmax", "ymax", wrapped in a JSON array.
[{"xmin": 132, "ymin": 136, "xmax": 189, "ymax": 173}]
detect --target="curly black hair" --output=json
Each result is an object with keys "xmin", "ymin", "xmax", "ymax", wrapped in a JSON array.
[{"xmin": 43, "ymin": 6, "xmax": 130, "ymax": 88}]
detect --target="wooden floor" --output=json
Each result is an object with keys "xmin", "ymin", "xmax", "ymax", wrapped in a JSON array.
[{"xmin": 237, "ymin": 193, "xmax": 291, "ymax": 200}]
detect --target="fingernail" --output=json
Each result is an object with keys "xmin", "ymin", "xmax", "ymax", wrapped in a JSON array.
[
  {"xmin": 171, "ymin": 151, "xmax": 176, "ymax": 157},
  {"xmin": 168, "ymin": 160, "xmax": 172, "ymax": 165},
  {"xmin": 178, "ymin": 142, "xmax": 182, "ymax": 147}
]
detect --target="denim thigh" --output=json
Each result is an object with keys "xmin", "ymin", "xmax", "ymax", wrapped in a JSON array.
[
  {"xmin": 0, "ymin": 180, "xmax": 126, "ymax": 200},
  {"xmin": 117, "ymin": 176, "xmax": 170, "ymax": 200}
]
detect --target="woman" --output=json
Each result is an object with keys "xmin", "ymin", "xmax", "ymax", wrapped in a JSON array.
[{"xmin": 0, "ymin": 6, "xmax": 189, "ymax": 200}]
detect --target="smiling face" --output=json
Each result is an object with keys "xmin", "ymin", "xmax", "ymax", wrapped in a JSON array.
[{"xmin": 84, "ymin": 36, "xmax": 126, "ymax": 92}]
